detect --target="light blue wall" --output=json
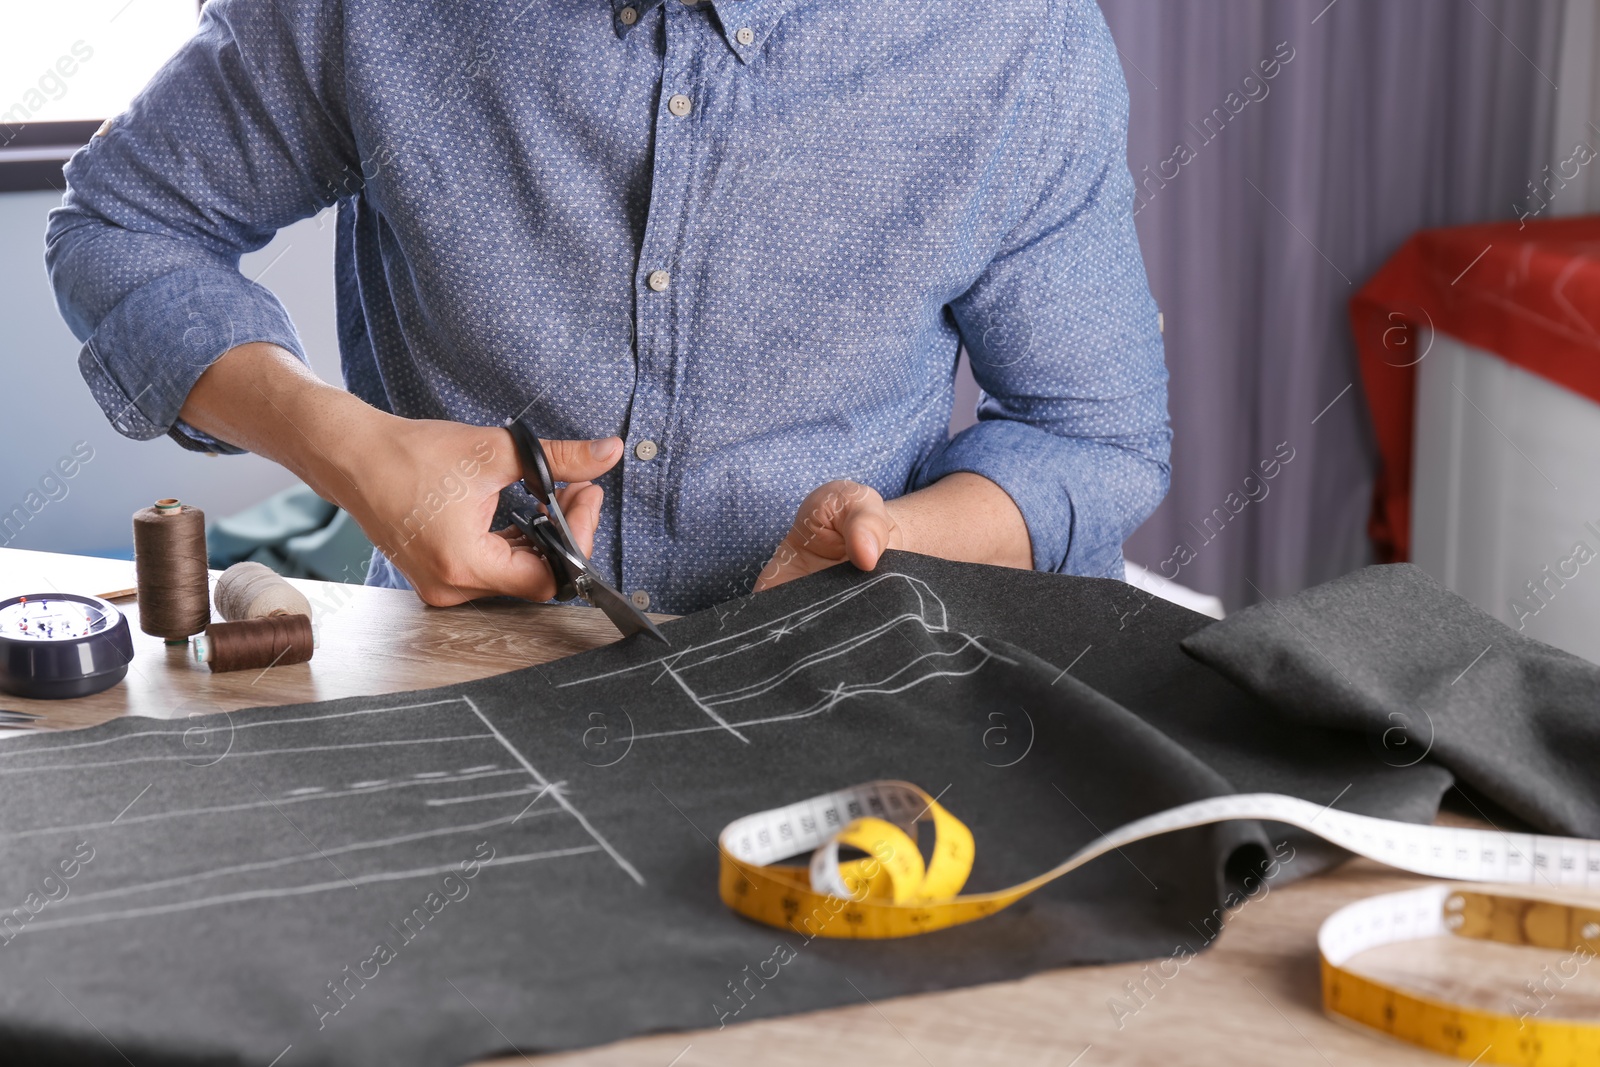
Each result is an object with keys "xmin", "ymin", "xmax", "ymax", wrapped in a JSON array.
[{"xmin": 0, "ymin": 191, "xmax": 339, "ymax": 558}]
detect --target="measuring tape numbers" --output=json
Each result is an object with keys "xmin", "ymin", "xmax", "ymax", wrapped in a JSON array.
[
  {"xmin": 1321, "ymin": 885, "xmax": 1600, "ymax": 1064},
  {"xmin": 718, "ymin": 781, "xmax": 1600, "ymax": 1063}
]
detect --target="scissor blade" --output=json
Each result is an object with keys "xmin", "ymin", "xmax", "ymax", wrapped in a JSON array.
[{"xmin": 581, "ymin": 575, "xmax": 670, "ymax": 644}]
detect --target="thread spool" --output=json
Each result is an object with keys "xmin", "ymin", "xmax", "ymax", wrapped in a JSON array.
[
  {"xmin": 132, "ymin": 499, "xmax": 210, "ymax": 642},
  {"xmin": 194, "ymin": 615, "xmax": 315, "ymax": 673},
  {"xmin": 215, "ymin": 561, "xmax": 313, "ymax": 622}
]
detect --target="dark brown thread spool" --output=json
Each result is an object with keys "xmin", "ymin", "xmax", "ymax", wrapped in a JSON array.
[
  {"xmin": 194, "ymin": 614, "xmax": 315, "ymax": 673},
  {"xmin": 132, "ymin": 498, "xmax": 210, "ymax": 642}
]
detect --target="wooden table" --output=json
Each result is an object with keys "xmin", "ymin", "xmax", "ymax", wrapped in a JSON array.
[{"xmin": 3, "ymin": 547, "xmax": 1597, "ymax": 1067}]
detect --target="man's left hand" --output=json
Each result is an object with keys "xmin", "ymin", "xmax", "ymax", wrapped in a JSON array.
[
  {"xmin": 754, "ymin": 480, "xmax": 901, "ymax": 591},
  {"xmin": 755, "ymin": 473, "xmax": 1033, "ymax": 592}
]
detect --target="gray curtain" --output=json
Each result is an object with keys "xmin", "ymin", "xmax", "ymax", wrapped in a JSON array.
[{"xmin": 951, "ymin": 0, "xmax": 1563, "ymax": 609}]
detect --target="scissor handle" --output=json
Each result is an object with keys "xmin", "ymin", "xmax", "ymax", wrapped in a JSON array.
[
  {"xmin": 506, "ymin": 418, "xmax": 555, "ymax": 504},
  {"xmin": 508, "ymin": 509, "xmax": 582, "ymax": 602}
]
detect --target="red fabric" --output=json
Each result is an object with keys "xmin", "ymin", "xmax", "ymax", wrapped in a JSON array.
[{"xmin": 1350, "ymin": 217, "xmax": 1600, "ymax": 562}]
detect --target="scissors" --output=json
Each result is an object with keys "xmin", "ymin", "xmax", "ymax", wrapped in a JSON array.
[{"xmin": 505, "ymin": 419, "xmax": 669, "ymax": 644}]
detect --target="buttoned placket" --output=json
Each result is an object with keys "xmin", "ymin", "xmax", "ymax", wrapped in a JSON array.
[{"xmin": 618, "ymin": 0, "xmax": 711, "ymax": 610}]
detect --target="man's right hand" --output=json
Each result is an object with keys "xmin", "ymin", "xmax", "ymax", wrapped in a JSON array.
[
  {"xmin": 337, "ymin": 416, "xmax": 622, "ymax": 606},
  {"xmin": 176, "ymin": 342, "xmax": 623, "ymax": 607}
]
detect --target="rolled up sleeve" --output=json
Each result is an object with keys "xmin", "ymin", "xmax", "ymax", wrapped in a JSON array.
[
  {"xmin": 45, "ymin": 0, "xmax": 354, "ymax": 453},
  {"xmin": 917, "ymin": 0, "xmax": 1170, "ymax": 578}
]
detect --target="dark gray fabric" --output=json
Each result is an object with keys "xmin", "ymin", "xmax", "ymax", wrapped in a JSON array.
[
  {"xmin": 1086, "ymin": 0, "xmax": 1564, "ymax": 609},
  {"xmin": 0, "ymin": 553, "xmax": 1461, "ymax": 1066},
  {"xmin": 1182, "ymin": 562, "xmax": 1600, "ymax": 838}
]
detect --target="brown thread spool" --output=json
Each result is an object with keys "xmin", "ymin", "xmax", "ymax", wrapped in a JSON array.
[
  {"xmin": 194, "ymin": 614, "xmax": 315, "ymax": 673},
  {"xmin": 132, "ymin": 498, "xmax": 210, "ymax": 642}
]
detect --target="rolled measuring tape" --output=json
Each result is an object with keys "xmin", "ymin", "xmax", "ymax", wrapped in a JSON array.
[
  {"xmin": 1321, "ymin": 885, "xmax": 1600, "ymax": 1063},
  {"xmin": 719, "ymin": 782, "xmax": 1600, "ymax": 1064}
]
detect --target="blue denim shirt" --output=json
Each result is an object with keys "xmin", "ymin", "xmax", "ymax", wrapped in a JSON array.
[{"xmin": 46, "ymin": 0, "xmax": 1169, "ymax": 615}]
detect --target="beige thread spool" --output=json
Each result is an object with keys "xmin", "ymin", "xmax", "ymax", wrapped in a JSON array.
[
  {"xmin": 215, "ymin": 561, "xmax": 313, "ymax": 622},
  {"xmin": 132, "ymin": 498, "xmax": 210, "ymax": 642}
]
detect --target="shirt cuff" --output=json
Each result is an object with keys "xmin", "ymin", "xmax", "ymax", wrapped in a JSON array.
[
  {"xmin": 913, "ymin": 418, "xmax": 1123, "ymax": 579},
  {"xmin": 76, "ymin": 265, "xmax": 306, "ymax": 454},
  {"xmin": 364, "ymin": 548, "xmax": 412, "ymax": 591}
]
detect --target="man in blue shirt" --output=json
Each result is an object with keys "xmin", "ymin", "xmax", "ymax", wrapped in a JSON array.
[{"xmin": 46, "ymin": 0, "xmax": 1169, "ymax": 617}]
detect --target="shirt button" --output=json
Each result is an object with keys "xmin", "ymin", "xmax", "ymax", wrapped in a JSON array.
[
  {"xmin": 667, "ymin": 94, "xmax": 693, "ymax": 118},
  {"xmin": 735, "ymin": 27, "xmax": 754, "ymax": 45},
  {"xmin": 618, "ymin": 5, "xmax": 637, "ymax": 25},
  {"xmin": 634, "ymin": 439, "xmax": 659, "ymax": 461},
  {"xmin": 647, "ymin": 269, "xmax": 671, "ymax": 292},
  {"xmin": 630, "ymin": 589, "xmax": 651, "ymax": 610}
]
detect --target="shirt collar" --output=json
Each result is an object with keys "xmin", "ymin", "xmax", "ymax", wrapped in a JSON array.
[{"xmin": 611, "ymin": 0, "xmax": 805, "ymax": 65}]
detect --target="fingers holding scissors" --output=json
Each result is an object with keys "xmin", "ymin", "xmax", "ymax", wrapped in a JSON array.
[{"xmin": 495, "ymin": 478, "xmax": 601, "ymax": 557}]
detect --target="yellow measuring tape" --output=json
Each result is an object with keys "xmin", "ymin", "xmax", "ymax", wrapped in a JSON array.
[
  {"xmin": 1321, "ymin": 886, "xmax": 1600, "ymax": 1064},
  {"xmin": 719, "ymin": 781, "xmax": 1600, "ymax": 1064}
]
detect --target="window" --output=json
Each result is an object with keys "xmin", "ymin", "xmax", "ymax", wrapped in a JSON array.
[{"xmin": 1, "ymin": 1, "xmax": 201, "ymax": 192}]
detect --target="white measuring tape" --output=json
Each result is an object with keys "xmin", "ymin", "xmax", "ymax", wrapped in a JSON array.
[{"xmin": 719, "ymin": 782, "xmax": 1600, "ymax": 1063}]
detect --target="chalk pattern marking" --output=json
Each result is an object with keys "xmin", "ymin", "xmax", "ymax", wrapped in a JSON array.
[
  {"xmin": 1, "ymin": 698, "xmax": 642, "ymax": 935},
  {"xmin": 559, "ymin": 572, "xmax": 1016, "ymax": 743}
]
